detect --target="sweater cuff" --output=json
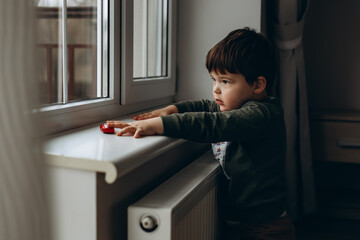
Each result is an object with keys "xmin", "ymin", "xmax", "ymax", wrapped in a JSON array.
[
  {"xmin": 160, "ymin": 115, "xmax": 180, "ymax": 137},
  {"xmin": 173, "ymin": 102, "xmax": 189, "ymax": 113}
]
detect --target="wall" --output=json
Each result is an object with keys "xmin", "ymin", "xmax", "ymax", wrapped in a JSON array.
[
  {"xmin": 176, "ymin": 0, "xmax": 262, "ymax": 101},
  {"xmin": 303, "ymin": 0, "xmax": 360, "ymax": 111}
]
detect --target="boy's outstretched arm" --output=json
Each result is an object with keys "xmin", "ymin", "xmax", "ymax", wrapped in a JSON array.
[
  {"xmin": 132, "ymin": 105, "xmax": 178, "ymax": 120},
  {"xmin": 107, "ymin": 117, "xmax": 164, "ymax": 138}
]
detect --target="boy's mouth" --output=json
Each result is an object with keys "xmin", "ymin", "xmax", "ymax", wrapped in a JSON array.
[{"xmin": 215, "ymin": 99, "xmax": 224, "ymax": 105}]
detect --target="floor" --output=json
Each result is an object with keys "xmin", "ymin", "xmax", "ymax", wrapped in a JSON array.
[{"xmin": 295, "ymin": 215, "xmax": 360, "ymax": 240}]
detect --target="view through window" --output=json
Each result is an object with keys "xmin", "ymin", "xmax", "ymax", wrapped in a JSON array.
[
  {"xmin": 36, "ymin": 0, "xmax": 109, "ymax": 106},
  {"xmin": 133, "ymin": 0, "xmax": 168, "ymax": 80}
]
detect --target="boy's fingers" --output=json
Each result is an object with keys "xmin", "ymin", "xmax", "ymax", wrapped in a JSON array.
[
  {"xmin": 133, "ymin": 112, "xmax": 153, "ymax": 120},
  {"xmin": 133, "ymin": 129, "xmax": 144, "ymax": 138},
  {"xmin": 106, "ymin": 121, "xmax": 129, "ymax": 128},
  {"xmin": 132, "ymin": 115, "xmax": 141, "ymax": 120},
  {"xmin": 116, "ymin": 126, "xmax": 144, "ymax": 138},
  {"xmin": 116, "ymin": 126, "xmax": 136, "ymax": 136},
  {"xmin": 132, "ymin": 114, "xmax": 142, "ymax": 120}
]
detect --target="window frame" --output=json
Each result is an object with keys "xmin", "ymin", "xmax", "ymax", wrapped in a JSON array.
[
  {"xmin": 40, "ymin": 0, "xmax": 177, "ymax": 135},
  {"xmin": 121, "ymin": 0, "xmax": 177, "ymax": 104}
]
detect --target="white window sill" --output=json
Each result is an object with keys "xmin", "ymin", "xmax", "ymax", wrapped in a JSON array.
[{"xmin": 43, "ymin": 116, "xmax": 187, "ymax": 184}]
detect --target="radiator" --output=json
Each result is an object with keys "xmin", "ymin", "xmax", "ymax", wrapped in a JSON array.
[{"xmin": 128, "ymin": 151, "xmax": 221, "ymax": 240}]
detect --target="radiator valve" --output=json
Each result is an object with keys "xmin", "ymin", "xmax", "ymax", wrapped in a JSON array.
[{"xmin": 140, "ymin": 215, "xmax": 158, "ymax": 232}]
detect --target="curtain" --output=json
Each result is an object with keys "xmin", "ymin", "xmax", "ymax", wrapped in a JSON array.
[
  {"xmin": 0, "ymin": 0, "xmax": 50, "ymax": 239},
  {"xmin": 267, "ymin": 0, "xmax": 317, "ymax": 219}
]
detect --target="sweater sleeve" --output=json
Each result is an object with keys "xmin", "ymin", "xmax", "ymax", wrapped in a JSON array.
[
  {"xmin": 174, "ymin": 99, "xmax": 219, "ymax": 113},
  {"xmin": 161, "ymin": 101, "xmax": 280, "ymax": 143}
]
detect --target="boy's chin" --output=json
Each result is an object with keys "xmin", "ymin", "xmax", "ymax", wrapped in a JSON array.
[
  {"xmin": 219, "ymin": 106, "xmax": 229, "ymax": 112},
  {"xmin": 219, "ymin": 105, "xmax": 239, "ymax": 111}
]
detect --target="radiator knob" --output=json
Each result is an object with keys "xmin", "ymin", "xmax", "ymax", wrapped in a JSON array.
[{"xmin": 140, "ymin": 215, "xmax": 158, "ymax": 232}]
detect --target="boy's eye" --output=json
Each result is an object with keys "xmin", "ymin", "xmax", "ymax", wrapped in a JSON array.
[{"xmin": 223, "ymin": 80, "xmax": 229, "ymax": 84}]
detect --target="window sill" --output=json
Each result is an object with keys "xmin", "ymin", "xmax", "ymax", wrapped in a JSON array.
[
  {"xmin": 43, "ymin": 116, "xmax": 187, "ymax": 184},
  {"xmin": 40, "ymin": 96, "xmax": 175, "ymax": 135}
]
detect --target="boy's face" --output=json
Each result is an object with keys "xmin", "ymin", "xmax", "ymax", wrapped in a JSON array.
[{"xmin": 211, "ymin": 71, "xmax": 256, "ymax": 111}]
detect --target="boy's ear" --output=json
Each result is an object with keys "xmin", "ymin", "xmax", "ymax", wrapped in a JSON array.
[{"xmin": 253, "ymin": 76, "xmax": 267, "ymax": 94}]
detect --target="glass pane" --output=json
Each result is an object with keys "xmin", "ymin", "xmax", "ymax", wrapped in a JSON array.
[
  {"xmin": 66, "ymin": 0, "xmax": 99, "ymax": 102},
  {"xmin": 35, "ymin": 0, "xmax": 108, "ymax": 106},
  {"xmin": 36, "ymin": 0, "xmax": 63, "ymax": 105},
  {"xmin": 133, "ymin": 0, "xmax": 168, "ymax": 79}
]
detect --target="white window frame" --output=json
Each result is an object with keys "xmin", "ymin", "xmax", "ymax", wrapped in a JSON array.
[
  {"xmin": 40, "ymin": 0, "xmax": 177, "ymax": 135},
  {"xmin": 121, "ymin": 0, "xmax": 176, "ymax": 104}
]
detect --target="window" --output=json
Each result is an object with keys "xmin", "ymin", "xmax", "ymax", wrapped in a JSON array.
[
  {"xmin": 120, "ymin": 0, "xmax": 176, "ymax": 104},
  {"xmin": 38, "ymin": 0, "xmax": 177, "ymax": 134},
  {"xmin": 36, "ymin": 0, "xmax": 109, "ymax": 105},
  {"xmin": 133, "ymin": 0, "xmax": 168, "ymax": 79}
]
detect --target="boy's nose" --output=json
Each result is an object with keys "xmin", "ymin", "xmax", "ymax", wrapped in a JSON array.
[
  {"xmin": 213, "ymin": 82, "xmax": 220, "ymax": 93},
  {"xmin": 213, "ymin": 84, "xmax": 221, "ymax": 94}
]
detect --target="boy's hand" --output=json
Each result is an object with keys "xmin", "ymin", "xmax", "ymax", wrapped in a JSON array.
[
  {"xmin": 132, "ymin": 105, "xmax": 178, "ymax": 120},
  {"xmin": 106, "ymin": 117, "xmax": 164, "ymax": 138}
]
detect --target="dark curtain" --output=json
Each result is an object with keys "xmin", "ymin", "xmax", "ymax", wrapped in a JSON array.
[{"xmin": 265, "ymin": 0, "xmax": 317, "ymax": 219}]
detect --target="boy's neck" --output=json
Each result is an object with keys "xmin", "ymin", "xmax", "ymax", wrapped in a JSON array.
[{"xmin": 252, "ymin": 91, "xmax": 268, "ymax": 102}]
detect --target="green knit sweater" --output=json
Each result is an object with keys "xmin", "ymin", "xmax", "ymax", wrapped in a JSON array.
[{"xmin": 161, "ymin": 97, "xmax": 287, "ymax": 223}]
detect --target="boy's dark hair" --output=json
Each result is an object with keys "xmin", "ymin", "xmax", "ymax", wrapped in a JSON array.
[{"xmin": 206, "ymin": 27, "xmax": 276, "ymax": 91}]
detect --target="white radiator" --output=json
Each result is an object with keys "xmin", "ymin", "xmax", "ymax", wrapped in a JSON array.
[{"xmin": 128, "ymin": 151, "xmax": 221, "ymax": 240}]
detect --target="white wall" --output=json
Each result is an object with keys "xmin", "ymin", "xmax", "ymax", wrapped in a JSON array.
[{"xmin": 176, "ymin": 0, "xmax": 262, "ymax": 101}]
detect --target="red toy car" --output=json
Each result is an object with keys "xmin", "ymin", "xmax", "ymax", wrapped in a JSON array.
[{"xmin": 100, "ymin": 123, "xmax": 115, "ymax": 134}]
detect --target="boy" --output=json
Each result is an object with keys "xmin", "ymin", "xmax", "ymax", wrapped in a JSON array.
[{"xmin": 107, "ymin": 27, "xmax": 295, "ymax": 239}]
